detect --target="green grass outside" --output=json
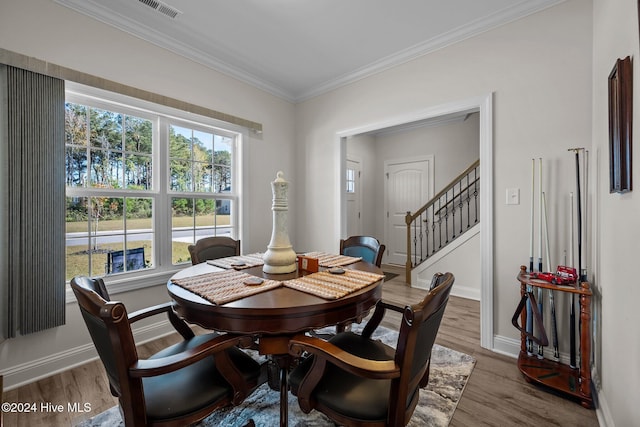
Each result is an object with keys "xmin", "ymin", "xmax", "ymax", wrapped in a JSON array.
[
  {"xmin": 65, "ymin": 214, "xmax": 232, "ymax": 279},
  {"xmin": 65, "ymin": 241, "xmax": 195, "ymax": 280}
]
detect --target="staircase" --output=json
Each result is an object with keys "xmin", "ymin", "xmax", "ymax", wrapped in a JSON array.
[{"xmin": 404, "ymin": 159, "xmax": 480, "ymax": 285}]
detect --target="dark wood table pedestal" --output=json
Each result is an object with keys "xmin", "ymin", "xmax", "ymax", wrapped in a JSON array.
[
  {"xmin": 258, "ymin": 336, "xmax": 296, "ymax": 427},
  {"xmin": 277, "ymin": 355, "xmax": 290, "ymax": 427}
]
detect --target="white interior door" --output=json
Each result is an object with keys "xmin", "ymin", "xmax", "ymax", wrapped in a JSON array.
[
  {"xmin": 346, "ymin": 159, "xmax": 362, "ymax": 236},
  {"xmin": 385, "ymin": 157, "xmax": 433, "ymax": 265}
]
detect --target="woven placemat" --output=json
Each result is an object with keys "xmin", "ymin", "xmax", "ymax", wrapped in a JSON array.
[
  {"xmin": 206, "ymin": 253, "xmax": 265, "ymax": 270},
  {"xmin": 171, "ymin": 270, "xmax": 282, "ymax": 305},
  {"xmin": 283, "ymin": 269, "xmax": 384, "ymax": 300},
  {"xmin": 303, "ymin": 252, "xmax": 362, "ymax": 267}
]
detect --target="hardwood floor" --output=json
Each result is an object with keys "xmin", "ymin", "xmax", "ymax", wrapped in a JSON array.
[{"xmin": 2, "ymin": 269, "xmax": 599, "ymax": 426}]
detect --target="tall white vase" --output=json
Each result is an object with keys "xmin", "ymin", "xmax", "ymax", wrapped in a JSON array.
[{"xmin": 263, "ymin": 171, "xmax": 297, "ymax": 274}]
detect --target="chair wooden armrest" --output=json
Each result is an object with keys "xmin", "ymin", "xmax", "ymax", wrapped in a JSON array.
[
  {"xmin": 289, "ymin": 334, "xmax": 399, "ymax": 380},
  {"xmin": 130, "ymin": 334, "xmax": 253, "ymax": 377},
  {"xmin": 377, "ymin": 300, "xmax": 406, "ymax": 313},
  {"xmin": 128, "ymin": 301, "xmax": 195, "ymax": 340},
  {"xmin": 128, "ymin": 301, "xmax": 175, "ymax": 322},
  {"xmin": 361, "ymin": 299, "xmax": 406, "ymax": 338}
]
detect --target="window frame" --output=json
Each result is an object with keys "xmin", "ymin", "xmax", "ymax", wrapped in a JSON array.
[{"xmin": 64, "ymin": 82, "xmax": 245, "ymax": 300}]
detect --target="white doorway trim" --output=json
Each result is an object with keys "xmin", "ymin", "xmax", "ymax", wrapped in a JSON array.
[{"xmin": 336, "ymin": 93, "xmax": 494, "ymax": 350}]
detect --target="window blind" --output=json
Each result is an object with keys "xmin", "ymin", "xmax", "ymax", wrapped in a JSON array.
[{"xmin": 1, "ymin": 65, "xmax": 65, "ymax": 337}]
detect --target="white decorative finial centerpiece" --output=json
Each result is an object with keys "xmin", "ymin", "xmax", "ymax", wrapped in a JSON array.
[{"xmin": 263, "ymin": 171, "xmax": 297, "ymax": 274}]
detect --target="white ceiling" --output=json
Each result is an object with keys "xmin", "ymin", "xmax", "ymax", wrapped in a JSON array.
[{"xmin": 55, "ymin": 0, "xmax": 563, "ymax": 102}]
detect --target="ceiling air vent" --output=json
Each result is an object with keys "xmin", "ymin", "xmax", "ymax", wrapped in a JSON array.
[{"xmin": 138, "ymin": 0, "xmax": 182, "ymax": 19}]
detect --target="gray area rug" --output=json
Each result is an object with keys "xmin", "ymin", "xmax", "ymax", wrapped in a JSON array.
[
  {"xmin": 383, "ymin": 271, "xmax": 399, "ymax": 281},
  {"xmin": 77, "ymin": 325, "xmax": 475, "ymax": 427}
]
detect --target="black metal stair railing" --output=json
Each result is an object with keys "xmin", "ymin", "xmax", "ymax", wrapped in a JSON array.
[{"xmin": 404, "ymin": 159, "xmax": 480, "ymax": 284}]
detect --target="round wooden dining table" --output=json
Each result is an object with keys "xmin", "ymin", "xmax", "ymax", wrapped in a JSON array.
[{"xmin": 167, "ymin": 260, "xmax": 384, "ymax": 427}]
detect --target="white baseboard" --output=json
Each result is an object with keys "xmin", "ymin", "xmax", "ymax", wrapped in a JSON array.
[
  {"xmin": 2, "ymin": 319, "xmax": 176, "ymax": 391},
  {"xmin": 450, "ymin": 285, "xmax": 481, "ymax": 301},
  {"xmin": 492, "ymin": 334, "xmax": 577, "ymax": 366},
  {"xmin": 591, "ymin": 369, "xmax": 613, "ymax": 427},
  {"xmin": 491, "ymin": 334, "xmax": 520, "ymax": 358}
]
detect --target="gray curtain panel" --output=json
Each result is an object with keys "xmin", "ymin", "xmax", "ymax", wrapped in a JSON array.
[{"xmin": 1, "ymin": 64, "xmax": 65, "ymax": 338}]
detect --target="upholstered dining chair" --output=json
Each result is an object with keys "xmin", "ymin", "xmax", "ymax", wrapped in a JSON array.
[
  {"xmin": 188, "ymin": 236, "xmax": 241, "ymax": 265},
  {"xmin": 340, "ymin": 235, "xmax": 385, "ymax": 267},
  {"xmin": 288, "ymin": 272, "xmax": 455, "ymax": 427},
  {"xmin": 71, "ymin": 276, "xmax": 262, "ymax": 427}
]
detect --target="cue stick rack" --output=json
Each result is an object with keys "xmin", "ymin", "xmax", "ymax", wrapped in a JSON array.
[{"xmin": 515, "ymin": 266, "xmax": 593, "ymax": 409}]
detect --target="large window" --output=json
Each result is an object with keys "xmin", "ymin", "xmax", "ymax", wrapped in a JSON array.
[{"xmin": 64, "ymin": 87, "xmax": 241, "ymax": 282}]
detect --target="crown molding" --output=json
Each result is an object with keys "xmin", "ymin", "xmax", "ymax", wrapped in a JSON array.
[
  {"xmin": 54, "ymin": 0, "xmax": 295, "ymax": 102},
  {"xmin": 55, "ymin": 0, "xmax": 564, "ymax": 104},
  {"xmin": 295, "ymin": 0, "xmax": 565, "ymax": 102}
]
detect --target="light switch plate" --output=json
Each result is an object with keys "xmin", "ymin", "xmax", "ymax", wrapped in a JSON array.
[{"xmin": 506, "ymin": 188, "xmax": 520, "ymax": 205}]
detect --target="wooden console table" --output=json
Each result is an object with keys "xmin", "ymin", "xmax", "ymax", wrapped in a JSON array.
[{"xmin": 515, "ymin": 266, "xmax": 593, "ymax": 408}]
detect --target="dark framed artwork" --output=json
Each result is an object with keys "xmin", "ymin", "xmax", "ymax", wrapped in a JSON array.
[{"xmin": 608, "ymin": 56, "xmax": 633, "ymax": 193}]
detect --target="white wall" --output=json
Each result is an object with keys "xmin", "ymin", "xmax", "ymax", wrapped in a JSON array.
[
  {"xmin": 0, "ymin": 0, "xmax": 295, "ymax": 388},
  {"xmin": 592, "ymin": 0, "xmax": 640, "ymax": 425}
]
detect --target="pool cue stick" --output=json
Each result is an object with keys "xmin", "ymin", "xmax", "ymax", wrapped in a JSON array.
[
  {"xmin": 529, "ymin": 158, "xmax": 535, "ymax": 274},
  {"xmin": 569, "ymin": 192, "xmax": 574, "ymax": 273},
  {"xmin": 538, "ymin": 158, "xmax": 543, "ymax": 273},
  {"xmin": 568, "ymin": 148, "xmax": 583, "ymax": 369},
  {"xmin": 537, "ymin": 158, "xmax": 544, "ymax": 359},
  {"xmin": 569, "ymin": 191, "xmax": 575, "ymax": 363},
  {"xmin": 527, "ymin": 158, "xmax": 535, "ymax": 355},
  {"xmin": 574, "ymin": 149, "xmax": 583, "ymax": 284},
  {"xmin": 582, "ymin": 150, "xmax": 588, "ymax": 282},
  {"xmin": 543, "ymin": 192, "xmax": 559, "ymax": 360},
  {"xmin": 569, "ymin": 192, "xmax": 576, "ymax": 362},
  {"xmin": 577, "ymin": 150, "xmax": 589, "ymax": 369}
]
